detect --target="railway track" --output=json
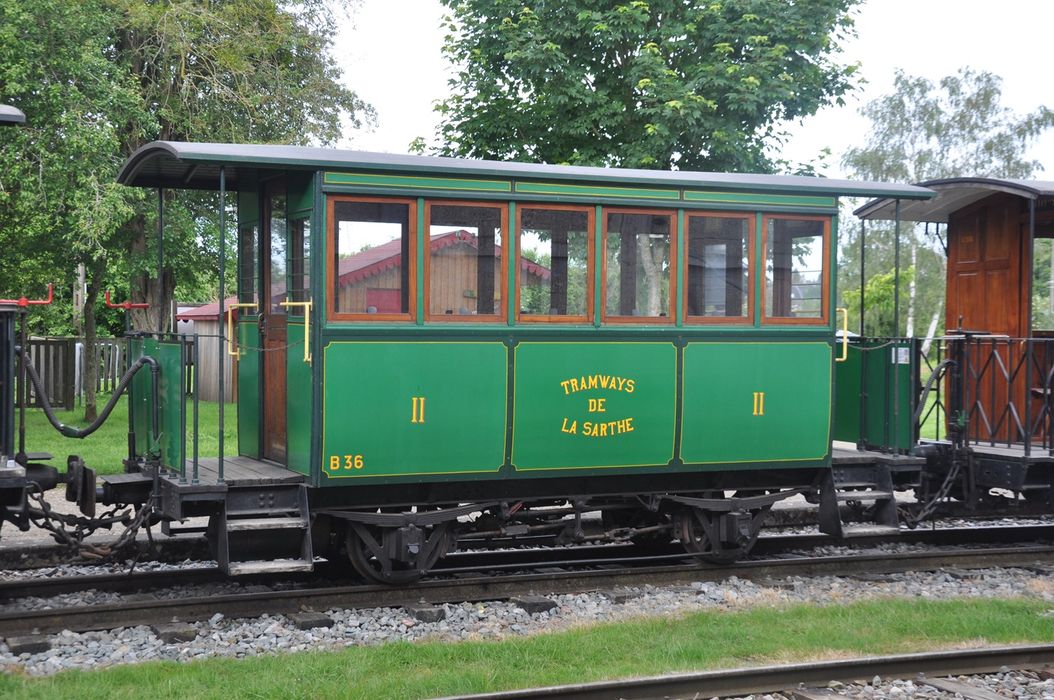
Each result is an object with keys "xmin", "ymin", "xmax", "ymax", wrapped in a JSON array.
[
  {"xmin": 434, "ymin": 644, "xmax": 1054, "ymax": 699},
  {"xmin": 2, "ymin": 543, "xmax": 1053, "ymax": 638},
  {"xmin": 3, "ymin": 523, "xmax": 1053, "ymax": 600}
]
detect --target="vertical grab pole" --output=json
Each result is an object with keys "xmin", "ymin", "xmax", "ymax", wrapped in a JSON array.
[
  {"xmin": 192, "ymin": 335, "xmax": 200, "ymax": 484},
  {"xmin": 859, "ymin": 218, "xmax": 866, "ymax": 335},
  {"xmin": 218, "ymin": 166, "xmax": 226, "ymax": 483},
  {"xmin": 893, "ymin": 199, "xmax": 902, "ymax": 453},
  {"xmin": 179, "ymin": 337, "xmax": 187, "ymax": 484},
  {"xmin": 157, "ymin": 188, "xmax": 164, "ymax": 334}
]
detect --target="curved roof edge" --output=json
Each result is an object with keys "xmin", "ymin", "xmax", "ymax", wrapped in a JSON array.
[
  {"xmin": 855, "ymin": 177, "xmax": 1054, "ymax": 222},
  {"xmin": 117, "ymin": 141, "xmax": 937, "ymax": 200}
]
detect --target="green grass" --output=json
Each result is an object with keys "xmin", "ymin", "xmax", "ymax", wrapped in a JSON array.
[
  {"xmin": 21, "ymin": 395, "xmax": 236, "ymax": 475},
  {"xmin": 0, "ymin": 598, "xmax": 1051, "ymax": 699}
]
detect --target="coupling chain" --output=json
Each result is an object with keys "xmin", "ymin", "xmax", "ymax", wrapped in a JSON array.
[{"xmin": 24, "ymin": 483, "xmax": 156, "ymax": 561}]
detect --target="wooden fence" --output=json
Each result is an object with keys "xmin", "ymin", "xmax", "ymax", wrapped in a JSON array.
[{"xmin": 20, "ymin": 337, "xmax": 126, "ymax": 409}]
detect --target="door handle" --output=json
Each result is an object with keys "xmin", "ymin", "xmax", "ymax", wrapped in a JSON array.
[
  {"xmin": 279, "ymin": 299, "xmax": 313, "ymax": 364},
  {"xmin": 836, "ymin": 307, "xmax": 849, "ymax": 363},
  {"xmin": 226, "ymin": 303, "xmax": 258, "ymax": 357}
]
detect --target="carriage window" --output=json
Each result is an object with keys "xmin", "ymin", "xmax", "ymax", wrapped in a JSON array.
[
  {"xmin": 764, "ymin": 217, "xmax": 827, "ymax": 320},
  {"xmin": 287, "ymin": 217, "xmax": 309, "ymax": 316},
  {"xmin": 518, "ymin": 207, "xmax": 591, "ymax": 322},
  {"xmin": 331, "ymin": 199, "xmax": 412, "ymax": 318},
  {"xmin": 268, "ymin": 192, "xmax": 286, "ymax": 315},
  {"xmin": 238, "ymin": 224, "xmax": 257, "ymax": 305},
  {"xmin": 428, "ymin": 203, "xmax": 505, "ymax": 320},
  {"xmin": 686, "ymin": 214, "xmax": 750, "ymax": 320},
  {"xmin": 604, "ymin": 211, "xmax": 673, "ymax": 320}
]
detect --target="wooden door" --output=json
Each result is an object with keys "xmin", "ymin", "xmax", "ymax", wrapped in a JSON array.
[{"xmin": 261, "ymin": 180, "xmax": 287, "ymax": 463}]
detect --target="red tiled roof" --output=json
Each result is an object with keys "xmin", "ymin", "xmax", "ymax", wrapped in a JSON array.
[{"xmin": 180, "ymin": 230, "xmax": 552, "ymax": 320}]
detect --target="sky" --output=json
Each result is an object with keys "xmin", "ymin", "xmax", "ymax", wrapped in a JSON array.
[{"xmin": 336, "ymin": 0, "xmax": 1054, "ymax": 180}]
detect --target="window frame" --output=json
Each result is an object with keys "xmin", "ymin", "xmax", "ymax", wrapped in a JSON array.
[
  {"xmin": 326, "ymin": 194, "xmax": 417, "ymax": 323},
  {"xmin": 760, "ymin": 213, "xmax": 831, "ymax": 326},
  {"xmin": 601, "ymin": 207, "xmax": 677, "ymax": 324},
  {"xmin": 424, "ymin": 199, "xmax": 509, "ymax": 324},
  {"xmin": 683, "ymin": 211, "xmax": 754, "ymax": 325},
  {"xmin": 516, "ymin": 204, "xmax": 595, "ymax": 325}
]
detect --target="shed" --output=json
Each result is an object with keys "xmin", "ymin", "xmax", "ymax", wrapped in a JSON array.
[{"xmin": 176, "ymin": 296, "xmax": 237, "ymax": 402}]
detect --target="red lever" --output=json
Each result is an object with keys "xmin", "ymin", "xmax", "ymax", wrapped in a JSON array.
[
  {"xmin": 0, "ymin": 283, "xmax": 53, "ymax": 308},
  {"xmin": 105, "ymin": 290, "xmax": 150, "ymax": 311}
]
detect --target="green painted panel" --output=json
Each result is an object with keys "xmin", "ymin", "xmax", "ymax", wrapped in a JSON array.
[
  {"xmin": 684, "ymin": 190, "xmax": 836, "ymax": 208},
  {"xmin": 323, "ymin": 172, "xmax": 511, "ymax": 193},
  {"xmin": 515, "ymin": 181, "xmax": 678, "ymax": 200},
  {"xmin": 128, "ymin": 337, "xmax": 153, "ymax": 458},
  {"xmin": 286, "ymin": 320, "xmax": 311, "ymax": 475},
  {"xmin": 156, "ymin": 341, "xmax": 185, "ymax": 472},
  {"xmin": 321, "ymin": 342, "xmax": 507, "ymax": 480},
  {"xmin": 833, "ymin": 345, "xmax": 862, "ymax": 443},
  {"xmin": 236, "ymin": 321, "xmax": 260, "ymax": 459},
  {"xmin": 681, "ymin": 342, "xmax": 831, "ymax": 464},
  {"xmin": 834, "ymin": 340, "xmax": 916, "ymax": 451},
  {"xmin": 288, "ymin": 171, "xmax": 314, "ymax": 215},
  {"xmin": 512, "ymin": 342, "xmax": 677, "ymax": 471}
]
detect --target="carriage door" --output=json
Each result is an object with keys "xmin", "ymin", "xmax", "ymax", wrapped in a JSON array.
[{"xmin": 261, "ymin": 179, "xmax": 288, "ymax": 463}]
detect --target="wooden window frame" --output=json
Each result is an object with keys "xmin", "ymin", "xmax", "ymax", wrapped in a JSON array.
[
  {"xmin": 760, "ymin": 213, "xmax": 831, "ymax": 326},
  {"xmin": 326, "ymin": 194, "xmax": 417, "ymax": 323},
  {"xmin": 683, "ymin": 211, "xmax": 754, "ymax": 325},
  {"xmin": 516, "ymin": 204, "xmax": 595, "ymax": 324},
  {"xmin": 601, "ymin": 207, "xmax": 677, "ymax": 325},
  {"xmin": 424, "ymin": 199, "xmax": 509, "ymax": 324}
]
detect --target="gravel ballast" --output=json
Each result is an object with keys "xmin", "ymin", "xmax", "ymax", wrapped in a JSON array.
[{"xmin": 1, "ymin": 565, "xmax": 1052, "ymax": 677}]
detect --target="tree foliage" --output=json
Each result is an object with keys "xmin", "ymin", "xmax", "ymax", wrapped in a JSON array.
[
  {"xmin": 0, "ymin": 0, "xmax": 372, "ymax": 419},
  {"xmin": 843, "ymin": 68, "xmax": 1054, "ymax": 182},
  {"xmin": 435, "ymin": 0, "xmax": 861, "ymax": 172},
  {"xmin": 840, "ymin": 68, "xmax": 1054, "ymax": 338}
]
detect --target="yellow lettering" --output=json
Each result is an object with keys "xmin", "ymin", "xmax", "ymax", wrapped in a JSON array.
[
  {"xmin": 570, "ymin": 378, "xmax": 580, "ymax": 392},
  {"xmin": 625, "ymin": 379, "xmax": 635, "ymax": 393},
  {"xmin": 329, "ymin": 455, "xmax": 339, "ymax": 471},
  {"xmin": 587, "ymin": 375, "xmax": 599, "ymax": 390},
  {"xmin": 411, "ymin": 396, "xmax": 426, "ymax": 423},
  {"xmin": 588, "ymin": 398, "xmax": 607, "ymax": 413},
  {"xmin": 561, "ymin": 417, "xmax": 577, "ymax": 434},
  {"xmin": 354, "ymin": 455, "xmax": 364, "ymax": 469},
  {"xmin": 344, "ymin": 455, "xmax": 354, "ymax": 469},
  {"xmin": 753, "ymin": 391, "xmax": 765, "ymax": 416},
  {"xmin": 561, "ymin": 380, "xmax": 571, "ymax": 395}
]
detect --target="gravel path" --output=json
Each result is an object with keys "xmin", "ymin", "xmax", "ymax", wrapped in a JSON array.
[
  {"xmin": 1, "ymin": 565, "xmax": 1052, "ymax": 677},
  {"xmin": 733, "ymin": 670, "xmax": 1054, "ymax": 698}
]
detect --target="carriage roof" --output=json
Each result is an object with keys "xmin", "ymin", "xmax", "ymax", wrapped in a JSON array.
[{"xmin": 118, "ymin": 141, "xmax": 935, "ymax": 202}]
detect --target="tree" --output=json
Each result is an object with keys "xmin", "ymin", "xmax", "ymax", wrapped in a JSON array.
[
  {"xmin": 0, "ymin": 0, "xmax": 373, "ymax": 421},
  {"xmin": 840, "ymin": 68, "xmax": 1054, "ymax": 338},
  {"xmin": 434, "ymin": 0, "xmax": 861, "ymax": 172}
]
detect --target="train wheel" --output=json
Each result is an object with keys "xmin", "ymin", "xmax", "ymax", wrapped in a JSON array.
[
  {"xmin": 345, "ymin": 522, "xmax": 451, "ymax": 585},
  {"xmin": 673, "ymin": 507, "xmax": 762, "ymax": 564}
]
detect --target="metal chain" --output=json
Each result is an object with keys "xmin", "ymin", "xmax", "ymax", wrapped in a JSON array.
[
  {"xmin": 900, "ymin": 456, "xmax": 962, "ymax": 527},
  {"xmin": 24, "ymin": 483, "xmax": 156, "ymax": 561}
]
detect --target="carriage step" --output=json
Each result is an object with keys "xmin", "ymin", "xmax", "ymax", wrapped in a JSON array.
[
  {"xmin": 226, "ymin": 559, "xmax": 314, "ymax": 576},
  {"xmin": 835, "ymin": 490, "xmax": 893, "ymax": 501},
  {"xmin": 226, "ymin": 517, "xmax": 307, "ymax": 532},
  {"xmin": 841, "ymin": 524, "xmax": 901, "ymax": 537}
]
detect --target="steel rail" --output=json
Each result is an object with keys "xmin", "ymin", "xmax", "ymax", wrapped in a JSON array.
[
  {"xmin": 1, "ymin": 545, "xmax": 1053, "ymax": 638},
  {"xmin": 432, "ymin": 644, "xmax": 1054, "ymax": 700},
  {"xmin": 2, "ymin": 524, "xmax": 1053, "ymax": 601}
]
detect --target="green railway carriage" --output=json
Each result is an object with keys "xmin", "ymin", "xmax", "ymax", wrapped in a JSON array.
[{"xmin": 114, "ymin": 143, "xmax": 933, "ymax": 581}]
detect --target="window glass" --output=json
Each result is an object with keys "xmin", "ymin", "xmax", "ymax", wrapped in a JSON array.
[
  {"xmin": 765, "ymin": 217, "xmax": 825, "ymax": 319},
  {"xmin": 519, "ymin": 208, "xmax": 590, "ymax": 320},
  {"xmin": 287, "ymin": 218, "xmax": 310, "ymax": 316},
  {"xmin": 687, "ymin": 215, "xmax": 749, "ymax": 319},
  {"xmin": 238, "ymin": 224, "xmax": 257, "ymax": 306},
  {"xmin": 605, "ymin": 212, "xmax": 672, "ymax": 319},
  {"xmin": 269, "ymin": 193, "xmax": 286, "ymax": 314},
  {"xmin": 429, "ymin": 204, "xmax": 504, "ymax": 318},
  {"xmin": 332, "ymin": 200, "xmax": 411, "ymax": 316}
]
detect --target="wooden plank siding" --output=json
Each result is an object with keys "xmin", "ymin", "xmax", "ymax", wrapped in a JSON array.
[{"xmin": 192, "ymin": 320, "xmax": 235, "ymax": 403}]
